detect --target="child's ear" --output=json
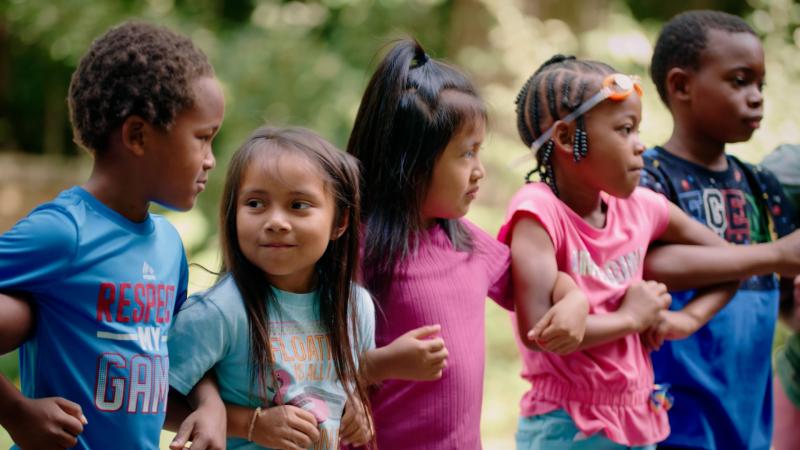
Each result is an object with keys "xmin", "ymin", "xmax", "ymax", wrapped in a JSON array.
[
  {"xmin": 330, "ymin": 208, "xmax": 350, "ymax": 240},
  {"xmin": 552, "ymin": 120, "xmax": 575, "ymax": 157},
  {"xmin": 666, "ymin": 68, "xmax": 691, "ymax": 103},
  {"xmin": 121, "ymin": 116, "xmax": 147, "ymax": 156}
]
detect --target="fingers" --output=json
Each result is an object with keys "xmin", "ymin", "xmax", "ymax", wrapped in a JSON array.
[
  {"xmin": 170, "ymin": 417, "xmax": 196, "ymax": 450},
  {"xmin": 54, "ymin": 397, "xmax": 87, "ymax": 425},
  {"xmin": 57, "ymin": 412, "xmax": 85, "ymax": 440},
  {"xmin": 287, "ymin": 407, "xmax": 320, "ymax": 443},
  {"xmin": 542, "ymin": 335, "xmax": 578, "ymax": 354},
  {"xmin": 528, "ymin": 308, "xmax": 554, "ymax": 341},
  {"xmin": 284, "ymin": 427, "xmax": 316, "ymax": 450},
  {"xmin": 54, "ymin": 428, "xmax": 79, "ymax": 449},
  {"xmin": 538, "ymin": 321, "xmax": 567, "ymax": 342},
  {"xmin": 339, "ymin": 406, "xmax": 358, "ymax": 441},
  {"xmin": 660, "ymin": 293, "xmax": 672, "ymax": 309},
  {"xmin": 425, "ymin": 336, "xmax": 445, "ymax": 353},
  {"xmin": 405, "ymin": 324, "xmax": 441, "ymax": 340}
]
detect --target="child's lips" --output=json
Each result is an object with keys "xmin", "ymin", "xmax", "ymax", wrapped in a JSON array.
[
  {"xmin": 744, "ymin": 116, "xmax": 762, "ymax": 129},
  {"xmin": 263, "ymin": 243, "xmax": 296, "ymax": 248},
  {"xmin": 466, "ymin": 186, "xmax": 479, "ymax": 199}
]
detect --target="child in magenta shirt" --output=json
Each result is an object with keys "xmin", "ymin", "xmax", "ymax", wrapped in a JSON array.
[{"xmin": 346, "ymin": 40, "xmax": 588, "ymax": 450}]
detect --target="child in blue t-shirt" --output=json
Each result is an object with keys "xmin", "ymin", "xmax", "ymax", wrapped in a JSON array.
[
  {"xmin": 0, "ymin": 21, "xmax": 224, "ymax": 450},
  {"xmin": 642, "ymin": 11, "xmax": 797, "ymax": 450}
]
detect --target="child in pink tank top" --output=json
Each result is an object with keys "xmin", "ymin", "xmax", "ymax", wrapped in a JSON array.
[{"xmin": 500, "ymin": 54, "xmax": 776, "ymax": 448}]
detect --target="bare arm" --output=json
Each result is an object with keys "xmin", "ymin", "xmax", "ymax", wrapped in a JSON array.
[
  {"xmin": 0, "ymin": 292, "xmax": 33, "ymax": 354},
  {"xmin": 511, "ymin": 217, "xmax": 589, "ymax": 353},
  {"xmin": 642, "ymin": 282, "xmax": 739, "ymax": 351},
  {"xmin": 579, "ymin": 281, "xmax": 671, "ymax": 350},
  {"xmin": 510, "ymin": 217, "xmax": 559, "ymax": 351},
  {"xmin": 645, "ymin": 202, "xmax": 800, "ymax": 290}
]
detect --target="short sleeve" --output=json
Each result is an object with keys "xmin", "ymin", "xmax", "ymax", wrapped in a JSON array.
[
  {"xmin": 0, "ymin": 206, "xmax": 78, "ymax": 292},
  {"xmin": 461, "ymin": 220, "xmax": 513, "ymax": 311},
  {"xmin": 168, "ymin": 293, "xmax": 230, "ymax": 395},
  {"xmin": 630, "ymin": 187, "xmax": 671, "ymax": 242},
  {"xmin": 352, "ymin": 285, "xmax": 376, "ymax": 356},
  {"xmin": 497, "ymin": 183, "xmax": 564, "ymax": 252},
  {"xmin": 173, "ymin": 251, "xmax": 189, "ymax": 316}
]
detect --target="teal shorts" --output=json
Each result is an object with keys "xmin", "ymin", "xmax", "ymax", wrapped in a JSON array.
[{"xmin": 515, "ymin": 410, "xmax": 657, "ymax": 450}]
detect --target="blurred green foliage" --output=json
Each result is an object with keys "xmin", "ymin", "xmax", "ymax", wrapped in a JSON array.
[{"xmin": 2, "ymin": 0, "xmax": 800, "ymax": 447}]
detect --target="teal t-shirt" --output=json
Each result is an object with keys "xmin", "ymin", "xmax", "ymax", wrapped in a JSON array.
[{"xmin": 168, "ymin": 274, "xmax": 375, "ymax": 449}]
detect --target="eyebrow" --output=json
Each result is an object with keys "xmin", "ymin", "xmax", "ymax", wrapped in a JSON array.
[{"xmin": 239, "ymin": 188, "xmax": 320, "ymax": 197}]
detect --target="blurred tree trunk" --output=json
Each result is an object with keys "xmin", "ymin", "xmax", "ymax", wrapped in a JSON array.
[{"xmin": 43, "ymin": 77, "xmax": 65, "ymax": 155}]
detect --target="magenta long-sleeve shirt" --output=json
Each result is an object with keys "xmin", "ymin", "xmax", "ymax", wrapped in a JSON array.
[{"xmin": 369, "ymin": 219, "xmax": 511, "ymax": 450}]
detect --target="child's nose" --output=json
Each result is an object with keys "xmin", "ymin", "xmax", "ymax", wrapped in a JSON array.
[
  {"xmin": 265, "ymin": 211, "xmax": 290, "ymax": 232},
  {"xmin": 471, "ymin": 159, "xmax": 485, "ymax": 182},
  {"xmin": 747, "ymin": 86, "xmax": 763, "ymax": 108},
  {"xmin": 633, "ymin": 137, "xmax": 645, "ymax": 155},
  {"xmin": 204, "ymin": 150, "xmax": 216, "ymax": 171}
]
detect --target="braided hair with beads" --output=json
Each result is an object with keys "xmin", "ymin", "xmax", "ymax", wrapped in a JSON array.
[{"xmin": 515, "ymin": 55, "xmax": 615, "ymax": 196}]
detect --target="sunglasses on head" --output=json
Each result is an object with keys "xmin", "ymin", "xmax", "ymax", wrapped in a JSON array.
[{"xmin": 530, "ymin": 73, "xmax": 643, "ymax": 153}]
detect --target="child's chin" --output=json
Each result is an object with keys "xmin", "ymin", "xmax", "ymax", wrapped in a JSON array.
[
  {"xmin": 611, "ymin": 185, "xmax": 637, "ymax": 199},
  {"xmin": 154, "ymin": 198, "xmax": 195, "ymax": 212}
]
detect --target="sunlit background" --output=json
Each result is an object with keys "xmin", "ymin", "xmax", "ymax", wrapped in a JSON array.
[{"xmin": 1, "ymin": 0, "xmax": 799, "ymax": 447}]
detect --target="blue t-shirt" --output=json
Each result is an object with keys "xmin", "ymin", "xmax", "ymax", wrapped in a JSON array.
[
  {"xmin": 168, "ymin": 274, "xmax": 375, "ymax": 450},
  {"xmin": 0, "ymin": 186, "xmax": 188, "ymax": 450},
  {"xmin": 641, "ymin": 147, "xmax": 796, "ymax": 450}
]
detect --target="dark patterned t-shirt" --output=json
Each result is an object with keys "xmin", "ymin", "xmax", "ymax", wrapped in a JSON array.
[{"xmin": 640, "ymin": 146, "xmax": 796, "ymax": 450}]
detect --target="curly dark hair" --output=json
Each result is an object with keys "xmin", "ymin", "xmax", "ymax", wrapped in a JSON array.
[
  {"xmin": 650, "ymin": 10, "xmax": 755, "ymax": 106},
  {"xmin": 68, "ymin": 21, "xmax": 214, "ymax": 153}
]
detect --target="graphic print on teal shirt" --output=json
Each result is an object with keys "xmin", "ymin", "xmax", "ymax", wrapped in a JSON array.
[{"xmin": 168, "ymin": 275, "xmax": 375, "ymax": 450}]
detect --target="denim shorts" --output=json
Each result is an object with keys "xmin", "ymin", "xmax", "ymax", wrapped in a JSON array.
[{"xmin": 515, "ymin": 409, "xmax": 657, "ymax": 450}]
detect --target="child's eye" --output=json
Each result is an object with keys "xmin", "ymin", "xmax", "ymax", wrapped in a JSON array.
[
  {"xmin": 245, "ymin": 199, "xmax": 264, "ymax": 208},
  {"xmin": 291, "ymin": 201, "xmax": 311, "ymax": 210},
  {"xmin": 619, "ymin": 125, "xmax": 634, "ymax": 135},
  {"xmin": 463, "ymin": 150, "xmax": 475, "ymax": 159}
]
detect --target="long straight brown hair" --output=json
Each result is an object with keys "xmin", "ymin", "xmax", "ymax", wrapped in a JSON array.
[{"xmin": 218, "ymin": 126, "xmax": 372, "ymax": 442}]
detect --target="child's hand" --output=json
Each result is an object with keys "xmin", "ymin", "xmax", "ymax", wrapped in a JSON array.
[
  {"xmin": 618, "ymin": 280, "xmax": 671, "ymax": 333},
  {"xmin": 169, "ymin": 400, "xmax": 227, "ymax": 450},
  {"xmin": 373, "ymin": 324, "xmax": 448, "ymax": 381},
  {"xmin": 528, "ymin": 289, "xmax": 589, "ymax": 354},
  {"xmin": 250, "ymin": 405, "xmax": 319, "ymax": 450},
  {"xmin": 775, "ymin": 230, "xmax": 800, "ymax": 276},
  {"xmin": 641, "ymin": 310, "xmax": 701, "ymax": 352},
  {"xmin": 4, "ymin": 396, "xmax": 87, "ymax": 449},
  {"xmin": 339, "ymin": 397, "xmax": 373, "ymax": 447}
]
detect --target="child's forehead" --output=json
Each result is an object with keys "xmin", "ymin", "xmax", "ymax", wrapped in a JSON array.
[
  {"xmin": 243, "ymin": 149, "xmax": 330, "ymax": 190},
  {"xmin": 698, "ymin": 29, "xmax": 764, "ymax": 72}
]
